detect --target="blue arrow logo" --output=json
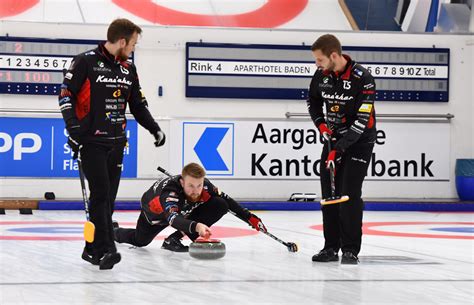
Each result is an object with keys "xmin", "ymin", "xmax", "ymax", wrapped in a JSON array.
[{"xmin": 194, "ymin": 127, "xmax": 229, "ymax": 171}]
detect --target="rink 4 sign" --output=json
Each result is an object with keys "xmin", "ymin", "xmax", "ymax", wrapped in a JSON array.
[
  {"xmin": 0, "ymin": 117, "xmax": 137, "ymax": 177},
  {"xmin": 186, "ymin": 43, "xmax": 449, "ymax": 102}
]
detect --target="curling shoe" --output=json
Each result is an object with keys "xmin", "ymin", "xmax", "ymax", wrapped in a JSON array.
[
  {"xmin": 162, "ymin": 236, "xmax": 189, "ymax": 252},
  {"xmin": 81, "ymin": 248, "xmax": 100, "ymax": 266},
  {"xmin": 99, "ymin": 252, "xmax": 121, "ymax": 270},
  {"xmin": 341, "ymin": 252, "xmax": 359, "ymax": 265},
  {"xmin": 312, "ymin": 248, "xmax": 339, "ymax": 262}
]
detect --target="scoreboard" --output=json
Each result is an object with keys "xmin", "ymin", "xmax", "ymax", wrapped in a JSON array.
[
  {"xmin": 0, "ymin": 37, "xmax": 101, "ymax": 95},
  {"xmin": 186, "ymin": 43, "xmax": 450, "ymax": 102},
  {"xmin": 0, "ymin": 37, "xmax": 450, "ymax": 102}
]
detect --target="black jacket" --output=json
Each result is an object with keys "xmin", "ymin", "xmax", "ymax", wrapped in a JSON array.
[
  {"xmin": 141, "ymin": 175, "xmax": 251, "ymax": 234},
  {"xmin": 306, "ymin": 55, "xmax": 376, "ymax": 152},
  {"xmin": 59, "ymin": 43, "xmax": 160, "ymax": 145}
]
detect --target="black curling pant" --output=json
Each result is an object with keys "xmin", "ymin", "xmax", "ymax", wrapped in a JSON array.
[
  {"xmin": 115, "ymin": 196, "xmax": 229, "ymax": 247},
  {"xmin": 80, "ymin": 142, "xmax": 125, "ymax": 257},
  {"xmin": 319, "ymin": 142, "xmax": 374, "ymax": 255}
]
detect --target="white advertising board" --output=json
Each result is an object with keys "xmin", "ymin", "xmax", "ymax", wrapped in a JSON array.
[{"xmin": 170, "ymin": 119, "xmax": 450, "ymax": 181}]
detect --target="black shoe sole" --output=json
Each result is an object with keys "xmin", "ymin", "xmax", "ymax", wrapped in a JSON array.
[
  {"xmin": 341, "ymin": 252, "xmax": 359, "ymax": 264},
  {"xmin": 341, "ymin": 259, "xmax": 359, "ymax": 265},
  {"xmin": 161, "ymin": 239, "xmax": 189, "ymax": 252},
  {"xmin": 161, "ymin": 245, "xmax": 189, "ymax": 253},
  {"xmin": 99, "ymin": 253, "xmax": 121, "ymax": 270},
  {"xmin": 312, "ymin": 256, "xmax": 339, "ymax": 262}
]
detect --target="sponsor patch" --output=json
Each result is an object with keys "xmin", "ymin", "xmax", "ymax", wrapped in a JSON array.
[
  {"xmin": 59, "ymin": 96, "xmax": 70, "ymax": 104},
  {"xmin": 94, "ymin": 130, "xmax": 108, "ymax": 135},
  {"xmin": 351, "ymin": 157, "xmax": 368, "ymax": 164},
  {"xmin": 165, "ymin": 203, "xmax": 179, "ymax": 213},
  {"xmin": 354, "ymin": 120, "xmax": 365, "ymax": 128},
  {"xmin": 359, "ymin": 103, "xmax": 373, "ymax": 113},
  {"xmin": 60, "ymin": 88, "xmax": 72, "ymax": 98}
]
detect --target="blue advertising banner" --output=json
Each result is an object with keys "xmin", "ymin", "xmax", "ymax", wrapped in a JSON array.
[{"xmin": 0, "ymin": 117, "xmax": 137, "ymax": 177}]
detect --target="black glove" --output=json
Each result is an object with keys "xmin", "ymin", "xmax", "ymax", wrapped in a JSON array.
[
  {"xmin": 153, "ymin": 130, "xmax": 166, "ymax": 147},
  {"xmin": 248, "ymin": 213, "xmax": 267, "ymax": 233},
  {"xmin": 67, "ymin": 135, "xmax": 81, "ymax": 159}
]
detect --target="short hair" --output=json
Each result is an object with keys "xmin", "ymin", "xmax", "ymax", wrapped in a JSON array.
[
  {"xmin": 107, "ymin": 18, "xmax": 142, "ymax": 44},
  {"xmin": 182, "ymin": 163, "xmax": 206, "ymax": 179},
  {"xmin": 311, "ymin": 34, "xmax": 342, "ymax": 57}
]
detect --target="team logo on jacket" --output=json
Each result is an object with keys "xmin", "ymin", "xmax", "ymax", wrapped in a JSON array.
[
  {"xmin": 321, "ymin": 92, "xmax": 354, "ymax": 101},
  {"xmin": 120, "ymin": 65, "xmax": 129, "ymax": 75},
  {"xmin": 343, "ymin": 80, "xmax": 351, "ymax": 90},
  {"xmin": 96, "ymin": 75, "xmax": 132, "ymax": 85}
]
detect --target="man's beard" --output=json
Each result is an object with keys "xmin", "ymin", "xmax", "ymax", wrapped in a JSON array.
[
  {"xmin": 187, "ymin": 193, "xmax": 201, "ymax": 202},
  {"xmin": 327, "ymin": 59, "xmax": 336, "ymax": 72},
  {"xmin": 117, "ymin": 47, "xmax": 128, "ymax": 61}
]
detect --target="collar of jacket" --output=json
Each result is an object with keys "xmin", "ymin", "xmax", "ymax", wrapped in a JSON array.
[
  {"xmin": 322, "ymin": 54, "xmax": 353, "ymax": 80},
  {"xmin": 97, "ymin": 42, "xmax": 128, "ymax": 67}
]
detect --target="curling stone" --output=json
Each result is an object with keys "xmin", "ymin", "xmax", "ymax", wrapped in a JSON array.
[{"xmin": 189, "ymin": 238, "xmax": 226, "ymax": 260}]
